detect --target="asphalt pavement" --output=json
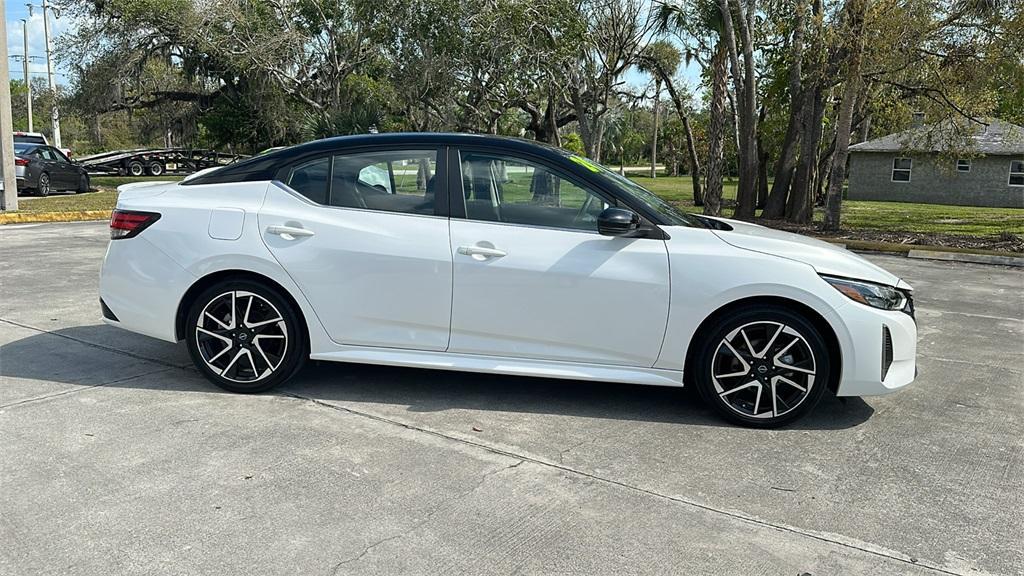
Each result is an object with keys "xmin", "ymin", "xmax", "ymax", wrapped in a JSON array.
[{"xmin": 1, "ymin": 221, "xmax": 1021, "ymax": 576}]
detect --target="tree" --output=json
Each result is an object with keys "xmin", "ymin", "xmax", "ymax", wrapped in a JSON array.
[
  {"xmin": 823, "ymin": 0, "xmax": 869, "ymax": 231},
  {"xmin": 570, "ymin": 0, "xmax": 656, "ymax": 161},
  {"xmin": 717, "ymin": 0, "xmax": 759, "ymax": 219},
  {"xmin": 637, "ymin": 40, "xmax": 681, "ymax": 179}
]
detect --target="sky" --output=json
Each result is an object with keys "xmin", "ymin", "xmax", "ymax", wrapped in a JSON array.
[{"xmin": 5, "ymin": 3, "xmax": 77, "ymax": 86}]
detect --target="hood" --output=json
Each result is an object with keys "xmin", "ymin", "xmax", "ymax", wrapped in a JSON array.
[{"xmin": 704, "ymin": 217, "xmax": 903, "ymax": 287}]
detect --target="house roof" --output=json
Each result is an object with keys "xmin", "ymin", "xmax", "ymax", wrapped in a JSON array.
[{"xmin": 850, "ymin": 118, "xmax": 1024, "ymax": 155}]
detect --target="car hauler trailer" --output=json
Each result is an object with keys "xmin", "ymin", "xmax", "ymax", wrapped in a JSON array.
[{"xmin": 77, "ymin": 148, "xmax": 246, "ymax": 177}]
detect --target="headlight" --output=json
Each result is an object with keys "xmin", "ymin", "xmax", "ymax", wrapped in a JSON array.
[{"xmin": 822, "ymin": 275, "xmax": 907, "ymax": 310}]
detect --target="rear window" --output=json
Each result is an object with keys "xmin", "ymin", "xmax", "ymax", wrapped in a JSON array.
[
  {"xmin": 13, "ymin": 134, "xmax": 46, "ymax": 144},
  {"xmin": 13, "ymin": 143, "xmax": 37, "ymax": 154}
]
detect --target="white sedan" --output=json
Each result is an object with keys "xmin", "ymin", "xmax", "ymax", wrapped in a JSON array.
[{"xmin": 99, "ymin": 133, "xmax": 917, "ymax": 427}]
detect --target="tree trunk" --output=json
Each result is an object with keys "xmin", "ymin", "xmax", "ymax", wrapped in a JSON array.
[
  {"xmin": 787, "ymin": 86, "xmax": 825, "ymax": 223},
  {"xmin": 650, "ymin": 80, "xmax": 660, "ymax": 179},
  {"xmin": 763, "ymin": 107, "xmax": 802, "ymax": 219},
  {"xmin": 682, "ymin": 115, "xmax": 703, "ymax": 205},
  {"xmin": 658, "ymin": 63, "xmax": 704, "ymax": 205},
  {"xmin": 763, "ymin": 1, "xmax": 807, "ymax": 219},
  {"xmin": 823, "ymin": 0, "xmax": 869, "ymax": 231},
  {"xmin": 859, "ymin": 112, "xmax": 871, "ymax": 143},
  {"xmin": 704, "ymin": 39, "xmax": 728, "ymax": 217},
  {"xmin": 757, "ymin": 142, "xmax": 770, "ymax": 209},
  {"xmin": 719, "ymin": 0, "xmax": 759, "ymax": 220},
  {"xmin": 571, "ymin": 89, "xmax": 596, "ymax": 158}
]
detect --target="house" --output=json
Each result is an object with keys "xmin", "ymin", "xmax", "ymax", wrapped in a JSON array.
[{"xmin": 847, "ymin": 118, "xmax": 1024, "ymax": 208}]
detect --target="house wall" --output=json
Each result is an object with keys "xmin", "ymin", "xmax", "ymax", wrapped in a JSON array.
[{"xmin": 847, "ymin": 153, "xmax": 1024, "ymax": 208}]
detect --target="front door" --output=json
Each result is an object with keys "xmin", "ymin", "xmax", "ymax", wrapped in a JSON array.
[
  {"xmin": 259, "ymin": 147, "xmax": 453, "ymax": 351},
  {"xmin": 447, "ymin": 150, "xmax": 671, "ymax": 367}
]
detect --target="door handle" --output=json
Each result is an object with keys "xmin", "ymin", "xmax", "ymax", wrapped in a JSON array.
[
  {"xmin": 457, "ymin": 245, "xmax": 507, "ymax": 259},
  {"xmin": 266, "ymin": 225, "xmax": 315, "ymax": 240}
]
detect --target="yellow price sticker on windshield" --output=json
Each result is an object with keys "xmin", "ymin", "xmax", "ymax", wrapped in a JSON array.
[{"xmin": 569, "ymin": 155, "xmax": 601, "ymax": 173}]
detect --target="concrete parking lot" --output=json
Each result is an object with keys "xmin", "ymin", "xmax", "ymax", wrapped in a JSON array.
[{"xmin": 1, "ymin": 221, "xmax": 1021, "ymax": 576}]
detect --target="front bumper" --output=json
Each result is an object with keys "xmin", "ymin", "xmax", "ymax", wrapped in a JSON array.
[{"xmin": 831, "ymin": 299, "xmax": 917, "ymax": 397}]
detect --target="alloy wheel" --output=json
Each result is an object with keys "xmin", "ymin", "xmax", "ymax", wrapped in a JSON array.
[
  {"xmin": 38, "ymin": 173, "xmax": 50, "ymax": 196},
  {"xmin": 194, "ymin": 290, "xmax": 289, "ymax": 383},
  {"xmin": 710, "ymin": 321, "xmax": 817, "ymax": 420}
]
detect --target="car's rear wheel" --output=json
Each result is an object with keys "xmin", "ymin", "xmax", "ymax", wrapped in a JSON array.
[
  {"xmin": 693, "ymin": 305, "xmax": 830, "ymax": 428},
  {"xmin": 37, "ymin": 172, "xmax": 51, "ymax": 196},
  {"xmin": 185, "ymin": 280, "xmax": 306, "ymax": 393}
]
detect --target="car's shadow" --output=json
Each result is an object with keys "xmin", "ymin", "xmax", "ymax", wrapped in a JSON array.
[{"xmin": 1, "ymin": 324, "xmax": 874, "ymax": 430}]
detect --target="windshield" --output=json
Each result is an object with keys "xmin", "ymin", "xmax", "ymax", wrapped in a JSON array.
[{"xmin": 569, "ymin": 155, "xmax": 703, "ymax": 227}]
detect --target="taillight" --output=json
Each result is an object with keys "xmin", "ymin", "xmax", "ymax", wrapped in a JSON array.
[
  {"xmin": 15, "ymin": 158, "xmax": 28, "ymax": 166},
  {"xmin": 110, "ymin": 210, "xmax": 161, "ymax": 239}
]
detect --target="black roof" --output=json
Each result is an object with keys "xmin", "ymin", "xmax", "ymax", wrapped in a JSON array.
[{"xmin": 183, "ymin": 133, "xmax": 573, "ymax": 186}]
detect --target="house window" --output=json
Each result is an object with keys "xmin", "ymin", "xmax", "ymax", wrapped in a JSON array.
[
  {"xmin": 892, "ymin": 157, "xmax": 912, "ymax": 182},
  {"xmin": 956, "ymin": 159, "xmax": 970, "ymax": 172},
  {"xmin": 1010, "ymin": 160, "xmax": 1024, "ymax": 187}
]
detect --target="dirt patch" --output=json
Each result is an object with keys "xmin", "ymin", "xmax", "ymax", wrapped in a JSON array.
[{"xmin": 760, "ymin": 220, "xmax": 1024, "ymax": 253}]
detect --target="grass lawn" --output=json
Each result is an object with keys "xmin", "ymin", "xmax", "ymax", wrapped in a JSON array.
[
  {"xmin": 15, "ymin": 176, "xmax": 184, "ymax": 213},
  {"xmin": 628, "ymin": 175, "xmax": 1023, "ymax": 236},
  {"xmin": 11, "ymin": 175, "xmax": 1022, "ymax": 239}
]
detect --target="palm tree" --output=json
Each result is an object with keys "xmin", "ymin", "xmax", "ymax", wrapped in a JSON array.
[
  {"xmin": 637, "ymin": 40, "xmax": 682, "ymax": 180},
  {"xmin": 656, "ymin": 0, "xmax": 725, "ymax": 214}
]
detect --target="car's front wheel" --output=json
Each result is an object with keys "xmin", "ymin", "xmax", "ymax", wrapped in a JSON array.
[
  {"xmin": 185, "ymin": 280, "xmax": 306, "ymax": 393},
  {"xmin": 693, "ymin": 305, "xmax": 831, "ymax": 428}
]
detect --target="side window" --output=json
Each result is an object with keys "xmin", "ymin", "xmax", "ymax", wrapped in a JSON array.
[
  {"xmin": 459, "ymin": 152, "xmax": 612, "ymax": 231},
  {"xmin": 285, "ymin": 150, "xmax": 439, "ymax": 215},
  {"xmin": 332, "ymin": 150, "xmax": 438, "ymax": 215},
  {"xmin": 1010, "ymin": 160, "xmax": 1024, "ymax": 187},
  {"xmin": 287, "ymin": 157, "xmax": 330, "ymax": 205},
  {"xmin": 52, "ymin": 148, "xmax": 71, "ymax": 163},
  {"xmin": 892, "ymin": 157, "xmax": 912, "ymax": 182},
  {"xmin": 38, "ymin": 148, "xmax": 56, "ymax": 161}
]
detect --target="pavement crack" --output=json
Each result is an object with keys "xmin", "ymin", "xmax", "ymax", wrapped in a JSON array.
[
  {"xmin": 288, "ymin": 392, "xmax": 973, "ymax": 576},
  {"xmin": 0, "ymin": 317, "xmax": 189, "ymax": 369},
  {"xmin": 0, "ymin": 367, "xmax": 176, "ymax": 410},
  {"xmin": 327, "ymin": 457, "xmax": 524, "ymax": 575},
  {"xmin": 557, "ymin": 439, "xmax": 591, "ymax": 465}
]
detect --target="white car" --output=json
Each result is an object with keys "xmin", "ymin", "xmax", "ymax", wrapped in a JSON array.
[{"xmin": 99, "ymin": 133, "xmax": 917, "ymax": 427}]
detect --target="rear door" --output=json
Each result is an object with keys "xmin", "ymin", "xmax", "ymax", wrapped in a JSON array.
[
  {"xmin": 446, "ymin": 149, "xmax": 671, "ymax": 367},
  {"xmin": 259, "ymin": 146, "xmax": 454, "ymax": 351}
]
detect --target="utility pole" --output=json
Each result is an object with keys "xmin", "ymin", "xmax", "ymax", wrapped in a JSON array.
[
  {"xmin": 22, "ymin": 18, "xmax": 33, "ymax": 131},
  {"xmin": 1, "ymin": 15, "xmax": 20, "ymax": 211},
  {"xmin": 42, "ymin": 0, "xmax": 61, "ymax": 148}
]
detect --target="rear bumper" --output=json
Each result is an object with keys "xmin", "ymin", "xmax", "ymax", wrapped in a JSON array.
[
  {"xmin": 99, "ymin": 236, "xmax": 195, "ymax": 342},
  {"xmin": 831, "ymin": 302, "xmax": 917, "ymax": 396}
]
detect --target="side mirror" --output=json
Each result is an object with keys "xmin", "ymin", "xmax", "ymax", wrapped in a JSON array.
[{"xmin": 597, "ymin": 207, "xmax": 642, "ymax": 237}]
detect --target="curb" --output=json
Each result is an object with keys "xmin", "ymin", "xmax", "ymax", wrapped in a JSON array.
[
  {"xmin": 0, "ymin": 210, "xmax": 112, "ymax": 225},
  {"xmin": 907, "ymin": 249, "xmax": 1024, "ymax": 268}
]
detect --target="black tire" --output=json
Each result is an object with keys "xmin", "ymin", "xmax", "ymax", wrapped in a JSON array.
[
  {"xmin": 127, "ymin": 161, "xmax": 145, "ymax": 177},
  {"xmin": 185, "ymin": 279, "xmax": 306, "ymax": 393},
  {"xmin": 147, "ymin": 161, "xmax": 164, "ymax": 176},
  {"xmin": 76, "ymin": 174, "xmax": 90, "ymax": 194},
  {"xmin": 37, "ymin": 172, "xmax": 51, "ymax": 196},
  {"xmin": 693, "ymin": 305, "xmax": 831, "ymax": 428}
]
